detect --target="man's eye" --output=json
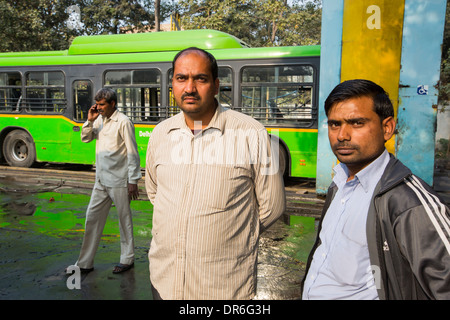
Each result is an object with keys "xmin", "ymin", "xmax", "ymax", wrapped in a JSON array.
[{"xmin": 328, "ymin": 122, "xmax": 339, "ymax": 128}]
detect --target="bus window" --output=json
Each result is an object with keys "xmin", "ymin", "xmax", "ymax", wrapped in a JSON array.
[
  {"xmin": 167, "ymin": 66, "xmax": 234, "ymax": 116},
  {"xmin": 217, "ymin": 67, "xmax": 233, "ymax": 108},
  {"xmin": 241, "ymin": 65, "xmax": 314, "ymax": 125},
  {"xmin": 25, "ymin": 71, "xmax": 66, "ymax": 113},
  {"xmin": 73, "ymin": 80, "xmax": 93, "ymax": 121},
  {"xmin": 104, "ymin": 69, "xmax": 161, "ymax": 123},
  {"xmin": 0, "ymin": 72, "xmax": 21, "ymax": 112}
]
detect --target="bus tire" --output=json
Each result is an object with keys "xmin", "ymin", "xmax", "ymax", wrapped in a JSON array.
[
  {"xmin": 3, "ymin": 130, "xmax": 36, "ymax": 168},
  {"xmin": 279, "ymin": 145, "xmax": 288, "ymax": 178}
]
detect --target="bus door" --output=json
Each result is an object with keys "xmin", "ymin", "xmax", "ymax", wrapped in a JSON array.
[{"xmin": 70, "ymin": 79, "xmax": 96, "ymax": 164}]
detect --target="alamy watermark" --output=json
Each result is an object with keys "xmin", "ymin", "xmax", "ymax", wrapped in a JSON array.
[
  {"xmin": 66, "ymin": 265, "xmax": 81, "ymax": 290},
  {"xmin": 168, "ymin": 125, "xmax": 280, "ymax": 175},
  {"xmin": 367, "ymin": 265, "xmax": 382, "ymax": 290},
  {"xmin": 66, "ymin": 5, "xmax": 83, "ymax": 31}
]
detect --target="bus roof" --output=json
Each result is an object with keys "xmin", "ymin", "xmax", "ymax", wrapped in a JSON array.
[
  {"xmin": 68, "ymin": 29, "xmax": 249, "ymax": 55},
  {"xmin": 0, "ymin": 29, "xmax": 320, "ymax": 67}
]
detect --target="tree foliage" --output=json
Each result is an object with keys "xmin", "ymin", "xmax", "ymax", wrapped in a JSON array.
[
  {"xmin": 438, "ymin": 0, "xmax": 450, "ymax": 106},
  {"xmin": 0, "ymin": 0, "xmax": 171, "ymax": 52},
  {"xmin": 0, "ymin": 0, "xmax": 321, "ymax": 52},
  {"xmin": 177, "ymin": 0, "xmax": 321, "ymax": 47},
  {"xmin": 0, "ymin": 0, "xmax": 78, "ymax": 52},
  {"xmin": 81, "ymin": 0, "xmax": 157, "ymax": 35}
]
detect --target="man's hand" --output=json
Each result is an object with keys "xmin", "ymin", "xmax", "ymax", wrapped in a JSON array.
[
  {"xmin": 87, "ymin": 104, "xmax": 100, "ymax": 122},
  {"xmin": 128, "ymin": 183, "xmax": 139, "ymax": 201}
]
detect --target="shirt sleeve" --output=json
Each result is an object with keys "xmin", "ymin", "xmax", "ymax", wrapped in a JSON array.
[
  {"xmin": 81, "ymin": 120, "xmax": 98, "ymax": 143},
  {"xmin": 145, "ymin": 132, "xmax": 157, "ymax": 205},
  {"xmin": 121, "ymin": 119, "xmax": 142, "ymax": 184},
  {"xmin": 395, "ymin": 177, "xmax": 450, "ymax": 299},
  {"xmin": 253, "ymin": 128, "xmax": 286, "ymax": 231}
]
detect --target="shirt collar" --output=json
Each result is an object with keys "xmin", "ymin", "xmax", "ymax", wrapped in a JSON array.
[
  {"xmin": 167, "ymin": 100, "xmax": 227, "ymax": 134},
  {"xmin": 102, "ymin": 109, "xmax": 119, "ymax": 122},
  {"xmin": 333, "ymin": 149, "xmax": 390, "ymax": 193}
]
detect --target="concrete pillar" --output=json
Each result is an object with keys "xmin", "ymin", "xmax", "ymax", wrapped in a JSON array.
[{"xmin": 316, "ymin": 0, "xmax": 447, "ymax": 194}]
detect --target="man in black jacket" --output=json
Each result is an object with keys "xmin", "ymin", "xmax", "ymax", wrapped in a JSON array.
[{"xmin": 302, "ymin": 79, "xmax": 450, "ymax": 299}]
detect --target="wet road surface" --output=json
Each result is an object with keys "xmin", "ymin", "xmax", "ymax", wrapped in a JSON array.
[
  {"xmin": 0, "ymin": 170, "xmax": 318, "ymax": 300},
  {"xmin": 1, "ymin": 160, "xmax": 448, "ymax": 301}
]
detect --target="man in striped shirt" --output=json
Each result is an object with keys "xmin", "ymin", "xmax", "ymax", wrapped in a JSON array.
[
  {"xmin": 145, "ymin": 47, "xmax": 286, "ymax": 299},
  {"xmin": 302, "ymin": 79, "xmax": 450, "ymax": 299}
]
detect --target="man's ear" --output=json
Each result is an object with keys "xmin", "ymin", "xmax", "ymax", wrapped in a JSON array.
[
  {"xmin": 382, "ymin": 116, "xmax": 396, "ymax": 141},
  {"xmin": 214, "ymin": 77, "xmax": 220, "ymax": 95}
]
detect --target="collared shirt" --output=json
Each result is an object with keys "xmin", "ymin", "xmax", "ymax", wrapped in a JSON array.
[
  {"xmin": 302, "ymin": 149, "xmax": 390, "ymax": 300},
  {"xmin": 81, "ymin": 110, "xmax": 141, "ymax": 188},
  {"xmin": 145, "ymin": 104, "xmax": 285, "ymax": 300}
]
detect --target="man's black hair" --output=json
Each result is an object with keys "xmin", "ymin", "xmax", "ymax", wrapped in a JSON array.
[
  {"xmin": 172, "ymin": 47, "xmax": 218, "ymax": 80},
  {"xmin": 324, "ymin": 79, "xmax": 394, "ymax": 120},
  {"xmin": 94, "ymin": 88, "xmax": 117, "ymax": 105}
]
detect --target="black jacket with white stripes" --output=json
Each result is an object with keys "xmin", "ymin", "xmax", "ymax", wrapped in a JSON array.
[{"xmin": 304, "ymin": 153, "xmax": 450, "ymax": 299}]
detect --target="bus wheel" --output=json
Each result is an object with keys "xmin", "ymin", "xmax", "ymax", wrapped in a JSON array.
[
  {"xmin": 278, "ymin": 144, "xmax": 288, "ymax": 178},
  {"xmin": 3, "ymin": 130, "xmax": 36, "ymax": 168}
]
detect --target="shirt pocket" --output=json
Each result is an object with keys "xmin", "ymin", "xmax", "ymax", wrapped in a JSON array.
[
  {"xmin": 197, "ymin": 164, "xmax": 252, "ymax": 212},
  {"xmin": 327, "ymin": 214, "xmax": 369, "ymax": 285},
  {"xmin": 341, "ymin": 209, "xmax": 368, "ymax": 246}
]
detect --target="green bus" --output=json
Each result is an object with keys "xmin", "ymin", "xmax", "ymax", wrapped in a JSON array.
[{"xmin": 0, "ymin": 29, "xmax": 320, "ymax": 178}]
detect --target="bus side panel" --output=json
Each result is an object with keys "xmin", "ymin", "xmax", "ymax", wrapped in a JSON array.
[
  {"xmin": 70, "ymin": 124, "xmax": 96, "ymax": 165},
  {"xmin": 0, "ymin": 116, "xmax": 83, "ymax": 164},
  {"xmin": 134, "ymin": 126, "xmax": 154, "ymax": 168},
  {"xmin": 277, "ymin": 130, "xmax": 318, "ymax": 178}
]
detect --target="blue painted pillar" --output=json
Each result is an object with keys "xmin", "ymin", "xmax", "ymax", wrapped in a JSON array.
[
  {"xmin": 396, "ymin": 0, "xmax": 447, "ymax": 186},
  {"xmin": 316, "ymin": 0, "xmax": 447, "ymax": 193},
  {"xmin": 315, "ymin": 0, "xmax": 344, "ymax": 195}
]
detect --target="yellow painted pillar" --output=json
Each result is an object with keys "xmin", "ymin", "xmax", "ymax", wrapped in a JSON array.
[{"xmin": 340, "ymin": 0, "xmax": 405, "ymax": 153}]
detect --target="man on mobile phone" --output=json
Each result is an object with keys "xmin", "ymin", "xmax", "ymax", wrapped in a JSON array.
[{"xmin": 69, "ymin": 88, "xmax": 141, "ymax": 274}]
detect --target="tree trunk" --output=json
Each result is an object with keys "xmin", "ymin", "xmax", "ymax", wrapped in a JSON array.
[{"xmin": 155, "ymin": 0, "xmax": 160, "ymax": 31}]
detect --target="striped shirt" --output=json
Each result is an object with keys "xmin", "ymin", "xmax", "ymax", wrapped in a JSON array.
[{"xmin": 145, "ymin": 104, "xmax": 286, "ymax": 299}]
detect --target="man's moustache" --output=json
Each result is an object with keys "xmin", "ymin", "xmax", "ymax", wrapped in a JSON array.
[{"xmin": 182, "ymin": 93, "xmax": 200, "ymax": 100}]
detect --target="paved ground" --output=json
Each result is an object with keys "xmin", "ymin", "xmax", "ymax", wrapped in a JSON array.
[
  {"xmin": 0, "ymin": 177, "xmax": 317, "ymax": 301},
  {"xmin": 0, "ymin": 158, "xmax": 448, "ymax": 302}
]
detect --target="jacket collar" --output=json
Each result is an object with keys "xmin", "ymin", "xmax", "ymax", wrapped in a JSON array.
[
  {"xmin": 333, "ymin": 150, "xmax": 390, "ymax": 193},
  {"xmin": 375, "ymin": 153, "xmax": 412, "ymax": 195}
]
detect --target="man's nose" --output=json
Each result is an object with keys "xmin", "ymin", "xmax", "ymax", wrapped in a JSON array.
[
  {"xmin": 184, "ymin": 78, "xmax": 196, "ymax": 93},
  {"xmin": 337, "ymin": 125, "xmax": 350, "ymax": 141}
]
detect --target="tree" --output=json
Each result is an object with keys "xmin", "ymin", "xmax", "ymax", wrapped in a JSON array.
[
  {"xmin": 177, "ymin": 0, "xmax": 321, "ymax": 47},
  {"xmin": 277, "ymin": 0, "xmax": 321, "ymax": 46},
  {"xmin": 155, "ymin": 0, "xmax": 161, "ymax": 31},
  {"xmin": 0, "ymin": 0, "xmax": 80, "ymax": 52},
  {"xmin": 0, "ymin": 0, "xmax": 173, "ymax": 52},
  {"xmin": 438, "ymin": 0, "xmax": 450, "ymax": 106},
  {"xmin": 80, "ymin": 0, "xmax": 156, "ymax": 35},
  {"xmin": 177, "ymin": 0, "xmax": 259, "ymax": 45}
]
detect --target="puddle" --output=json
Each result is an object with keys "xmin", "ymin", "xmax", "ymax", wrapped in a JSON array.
[{"xmin": 0, "ymin": 180, "xmax": 317, "ymax": 300}]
